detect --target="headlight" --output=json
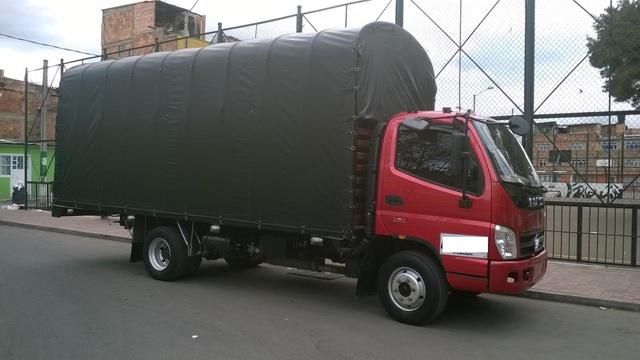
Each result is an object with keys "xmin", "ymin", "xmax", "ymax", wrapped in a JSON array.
[{"xmin": 494, "ymin": 225, "xmax": 517, "ymax": 260}]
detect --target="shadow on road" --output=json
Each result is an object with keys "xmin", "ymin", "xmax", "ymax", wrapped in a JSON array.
[{"xmin": 65, "ymin": 253, "xmax": 529, "ymax": 330}]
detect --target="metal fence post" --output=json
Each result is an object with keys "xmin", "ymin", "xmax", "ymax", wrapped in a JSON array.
[
  {"xmin": 523, "ymin": 0, "xmax": 535, "ymax": 158},
  {"xmin": 41, "ymin": 59, "xmax": 48, "ymax": 181},
  {"xmin": 632, "ymin": 207, "xmax": 638, "ymax": 266},
  {"xmin": 395, "ymin": 0, "xmax": 404, "ymax": 27},
  {"xmin": 296, "ymin": 6, "xmax": 303, "ymax": 33},
  {"xmin": 576, "ymin": 205, "xmax": 583, "ymax": 261},
  {"xmin": 344, "ymin": 4, "xmax": 348, "ymax": 28}
]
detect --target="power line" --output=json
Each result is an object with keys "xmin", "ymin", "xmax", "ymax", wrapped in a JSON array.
[
  {"xmin": 189, "ymin": 0, "xmax": 200, "ymax": 12},
  {"xmin": 0, "ymin": 33, "xmax": 99, "ymax": 56}
]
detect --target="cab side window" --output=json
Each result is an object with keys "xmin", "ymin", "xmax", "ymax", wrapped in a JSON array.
[{"xmin": 395, "ymin": 125, "xmax": 482, "ymax": 194}]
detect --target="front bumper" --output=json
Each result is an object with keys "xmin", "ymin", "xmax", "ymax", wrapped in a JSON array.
[{"xmin": 488, "ymin": 249, "xmax": 547, "ymax": 294}]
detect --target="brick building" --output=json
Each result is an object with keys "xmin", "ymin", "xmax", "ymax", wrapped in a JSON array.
[
  {"xmin": 0, "ymin": 69, "xmax": 56, "ymax": 202},
  {"xmin": 102, "ymin": 1, "xmax": 207, "ymax": 58},
  {"xmin": 0, "ymin": 69, "xmax": 57, "ymax": 142},
  {"xmin": 532, "ymin": 118, "xmax": 640, "ymax": 185}
]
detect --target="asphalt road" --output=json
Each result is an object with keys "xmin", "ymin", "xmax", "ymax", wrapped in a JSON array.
[{"xmin": 1, "ymin": 225, "xmax": 638, "ymax": 360}]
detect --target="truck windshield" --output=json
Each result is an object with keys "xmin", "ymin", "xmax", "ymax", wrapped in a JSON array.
[{"xmin": 474, "ymin": 121, "xmax": 542, "ymax": 188}]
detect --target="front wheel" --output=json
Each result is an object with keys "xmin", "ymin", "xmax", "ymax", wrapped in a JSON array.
[{"xmin": 377, "ymin": 251, "xmax": 448, "ymax": 325}]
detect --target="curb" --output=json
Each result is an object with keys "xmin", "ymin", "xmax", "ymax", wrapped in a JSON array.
[
  {"xmin": 0, "ymin": 220, "xmax": 131, "ymax": 244},
  {"xmin": 521, "ymin": 290, "xmax": 640, "ymax": 312}
]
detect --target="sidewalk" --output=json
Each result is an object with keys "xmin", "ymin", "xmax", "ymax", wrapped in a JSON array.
[
  {"xmin": 1, "ymin": 208, "xmax": 638, "ymax": 311},
  {"xmin": 523, "ymin": 261, "xmax": 640, "ymax": 311},
  {"xmin": 0, "ymin": 208, "xmax": 130, "ymax": 242}
]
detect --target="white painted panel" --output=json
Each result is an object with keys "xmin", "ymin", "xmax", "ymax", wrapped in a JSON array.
[{"xmin": 440, "ymin": 233, "xmax": 488, "ymax": 258}]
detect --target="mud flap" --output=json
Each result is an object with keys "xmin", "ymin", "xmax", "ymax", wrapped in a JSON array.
[
  {"xmin": 129, "ymin": 216, "xmax": 145, "ymax": 263},
  {"xmin": 355, "ymin": 247, "xmax": 380, "ymax": 297}
]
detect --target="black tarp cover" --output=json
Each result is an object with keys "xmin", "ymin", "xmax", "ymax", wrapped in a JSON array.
[{"xmin": 54, "ymin": 22, "xmax": 436, "ymax": 237}]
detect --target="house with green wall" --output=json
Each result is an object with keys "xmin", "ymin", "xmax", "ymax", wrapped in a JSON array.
[{"xmin": 0, "ymin": 140, "xmax": 55, "ymax": 203}]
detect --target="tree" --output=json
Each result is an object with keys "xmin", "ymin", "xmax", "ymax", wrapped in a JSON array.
[{"xmin": 587, "ymin": 0, "xmax": 640, "ymax": 108}]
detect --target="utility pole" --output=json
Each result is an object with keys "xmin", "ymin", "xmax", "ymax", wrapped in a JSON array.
[
  {"xmin": 41, "ymin": 59, "xmax": 48, "ymax": 180},
  {"xmin": 217, "ymin": 22, "xmax": 224, "ymax": 43},
  {"xmin": 23, "ymin": 68, "xmax": 28, "ymax": 209}
]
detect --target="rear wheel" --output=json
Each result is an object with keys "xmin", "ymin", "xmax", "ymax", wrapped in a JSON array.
[
  {"xmin": 377, "ymin": 250, "xmax": 448, "ymax": 325},
  {"xmin": 143, "ymin": 227, "xmax": 189, "ymax": 281}
]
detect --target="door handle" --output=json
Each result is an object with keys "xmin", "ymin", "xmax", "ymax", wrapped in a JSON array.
[{"xmin": 385, "ymin": 195, "xmax": 404, "ymax": 207}]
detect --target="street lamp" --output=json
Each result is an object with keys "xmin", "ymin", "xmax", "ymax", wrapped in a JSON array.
[{"xmin": 473, "ymin": 86, "xmax": 494, "ymax": 112}]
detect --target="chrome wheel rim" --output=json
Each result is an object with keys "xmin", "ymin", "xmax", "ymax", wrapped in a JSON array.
[
  {"xmin": 388, "ymin": 266, "xmax": 426, "ymax": 311},
  {"xmin": 148, "ymin": 237, "xmax": 171, "ymax": 271}
]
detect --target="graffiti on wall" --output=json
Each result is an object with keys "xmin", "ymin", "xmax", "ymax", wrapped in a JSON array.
[{"xmin": 543, "ymin": 182, "xmax": 623, "ymax": 200}]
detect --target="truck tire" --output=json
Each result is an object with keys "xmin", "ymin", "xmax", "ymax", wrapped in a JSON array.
[
  {"xmin": 143, "ymin": 226, "xmax": 189, "ymax": 281},
  {"xmin": 377, "ymin": 250, "xmax": 448, "ymax": 325},
  {"xmin": 224, "ymin": 255, "xmax": 263, "ymax": 268}
]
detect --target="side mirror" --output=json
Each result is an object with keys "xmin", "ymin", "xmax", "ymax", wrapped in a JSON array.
[
  {"xmin": 401, "ymin": 117, "xmax": 430, "ymax": 131},
  {"xmin": 509, "ymin": 115, "xmax": 530, "ymax": 136},
  {"xmin": 450, "ymin": 132, "xmax": 467, "ymax": 176}
]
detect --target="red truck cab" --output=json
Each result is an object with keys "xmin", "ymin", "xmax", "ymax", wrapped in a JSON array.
[{"xmin": 368, "ymin": 109, "xmax": 546, "ymax": 323}]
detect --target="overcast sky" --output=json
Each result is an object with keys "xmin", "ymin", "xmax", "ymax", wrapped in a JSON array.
[
  {"xmin": 0, "ymin": 0, "xmax": 363, "ymax": 79},
  {"xmin": 0, "ymin": 0, "xmax": 631, "ymax": 118}
]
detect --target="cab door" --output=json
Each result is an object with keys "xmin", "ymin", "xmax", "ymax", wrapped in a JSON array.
[{"xmin": 376, "ymin": 119, "xmax": 493, "ymax": 279}]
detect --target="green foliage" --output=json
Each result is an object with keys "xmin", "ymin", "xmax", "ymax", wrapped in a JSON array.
[{"xmin": 587, "ymin": 0, "xmax": 640, "ymax": 108}]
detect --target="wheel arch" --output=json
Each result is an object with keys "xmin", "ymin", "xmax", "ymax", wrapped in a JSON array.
[{"xmin": 356, "ymin": 236, "xmax": 444, "ymax": 296}]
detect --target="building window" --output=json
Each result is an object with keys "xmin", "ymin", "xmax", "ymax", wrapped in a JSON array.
[
  {"xmin": 570, "ymin": 159, "xmax": 586, "ymax": 167},
  {"xmin": 538, "ymin": 159, "xmax": 548, "ymax": 167},
  {"xmin": 539, "ymin": 175, "xmax": 554, "ymax": 182},
  {"xmin": 571, "ymin": 143, "xmax": 585, "ymax": 151},
  {"xmin": 537, "ymin": 143, "xmax": 552, "ymax": 151},
  {"xmin": 624, "ymin": 159, "xmax": 640, "ymax": 167},
  {"xmin": 0, "ymin": 155, "xmax": 25, "ymax": 176},
  {"xmin": 396, "ymin": 125, "xmax": 482, "ymax": 194},
  {"xmin": 625, "ymin": 140, "xmax": 640, "ymax": 150},
  {"xmin": 549, "ymin": 150, "xmax": 572, "ymax": 163},
  {"xmin": 601, "ymin": 141, "xmax": 618, "ymax": 150},
  {"xmin": 0, "ymin": 155, "xmax": 10, "ymax": 176},
  {"xmin": 596, "ymin": 159, "xmax": 618, "ymax": 167}
]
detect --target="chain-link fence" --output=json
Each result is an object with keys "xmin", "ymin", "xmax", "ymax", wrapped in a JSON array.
[
  {"xmin": 21, "ymin": 0, "xmax": 640, "ymax": 205},
  {"xmin": 16, "ymin": 0, "xmax": 640, "ymax": 264},
  {"xmin": 8, "ymin": 61, "xmax": 62, "ymax": 208}
]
